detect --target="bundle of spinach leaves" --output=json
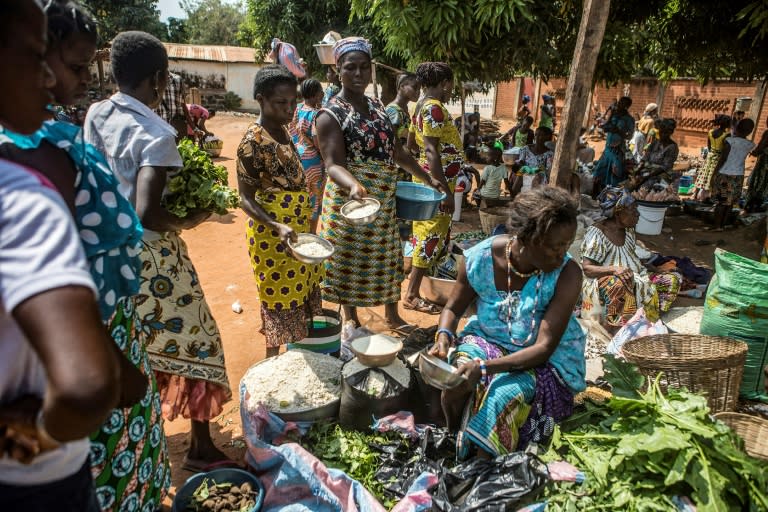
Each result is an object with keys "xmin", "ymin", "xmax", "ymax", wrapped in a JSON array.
[
  {"xmin": 303, "ymin": 422, "xmax": 406, "ymax": 509},
  {"xmin": 543, "ymin": 356, "xmax": 768, "ymax": 511},
  {"xmin": 163, "ymin": 139, "xmax": 240, "ymax": 217}
]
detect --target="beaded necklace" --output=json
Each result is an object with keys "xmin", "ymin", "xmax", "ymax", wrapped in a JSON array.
[{"xmin": 505, "ymin": 236, "xmax": 541, "ymax": 347}]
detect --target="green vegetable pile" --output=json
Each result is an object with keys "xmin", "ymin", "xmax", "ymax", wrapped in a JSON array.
[
  {"xmin": 163, "ymin": 139, "xmax": 240, "ymax": 217},
  {"xmin": 303, "ymin": 422, "xmax": 404, "ymax": 509},
  {"xmin": 542, "ymin": 356, "xmax": 768, "ymax": 511}
]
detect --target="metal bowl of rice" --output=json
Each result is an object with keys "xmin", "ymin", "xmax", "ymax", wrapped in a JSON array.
[
  {"xmin": 350, "ymin": 334, "xmax": 403, "ymax": 367},
  {"xmin": 287, "ymin": 233, "xmax": 335, "ymax": 265},
  {"xmin": 340, "ymin": 198, "xmax": 381, "ymax": 225}
]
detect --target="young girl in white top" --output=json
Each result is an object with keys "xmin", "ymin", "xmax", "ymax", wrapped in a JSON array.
[{"xmin": 712, "ymin": 118, "xmax": 755, "ymax": 230}]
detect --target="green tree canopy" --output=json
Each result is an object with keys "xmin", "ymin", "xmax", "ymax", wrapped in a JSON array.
[
  {"xmin": 82, "ymin": 0, "xmax": 166, "ymax": 42},
  {"xmin": 180, "ymin": 0, "xmax": 247, "ymax": 46}
]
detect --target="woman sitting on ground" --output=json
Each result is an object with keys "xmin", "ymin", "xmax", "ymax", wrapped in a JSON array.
[
  {"xmin": 580, "ymin": 187, "xmax": 682, "ymax": 330},
  {"xmin": 430, "ymin": 187, "xmax": 586, "ymax": 459},
  {"xmin": 509, "ymin": 126, "xmax": 554, "ymax": 197},
  {"xmin": 631, "ymin": 118, "xmax": 679, "ymax": 190}
]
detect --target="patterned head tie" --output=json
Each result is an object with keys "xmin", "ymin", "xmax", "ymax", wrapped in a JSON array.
[
  {"xmin": 598, "ymin": 186, "xmax": 635, "ymax": 218},
  {"xmin": 332, "ymin": 37, "xmax": 372, "ymax": 65}
]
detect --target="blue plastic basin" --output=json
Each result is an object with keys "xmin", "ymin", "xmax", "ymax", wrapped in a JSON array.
[
  {"xmin": 395, "ymin": 181, "xmax": 447, "ymax": 221},
  {"xmin": 172, "ymin": 468, "xmax": 265, "ymax": 512}
]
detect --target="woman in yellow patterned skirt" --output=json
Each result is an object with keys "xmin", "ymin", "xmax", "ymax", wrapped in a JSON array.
[
  {"xmin": 405, "ymin": 62, "xmax": 464, "ymax": 314},
  {"xmin": 693, "ymin": 115, "xmax": 730, "ymax": 202},
  {"xmin": 237, "ymin": 65, "xmax": 323, "ymax": 357}
]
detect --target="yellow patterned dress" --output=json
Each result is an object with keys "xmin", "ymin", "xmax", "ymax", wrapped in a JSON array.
[
  {"xmin": 237, "ymin": 123, "xmax": 323, "ymax": 347},
  {"xmin": 409, "ymin": 98, "xmax": 465, "ymax": 270},
  {"xmin": 694, "ymin": 128, "xmax": 729, "ymax": 193}
]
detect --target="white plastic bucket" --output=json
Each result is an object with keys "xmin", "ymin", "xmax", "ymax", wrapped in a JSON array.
[{"xmin": 636, "ymin": 203, "xmax": 667, "ymax": 235}]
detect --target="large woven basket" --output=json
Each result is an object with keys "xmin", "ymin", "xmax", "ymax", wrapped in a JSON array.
[
  {"xmin": 714, "ymin": 412, "xmax": 768, "ymax": 460},
  {"xmin": 622, "ymin": 334, "xmax": 748, "ymax": 413},
  {"xmin": 479, "ymin": 207, "xmax": 513, "ymax": 235}
]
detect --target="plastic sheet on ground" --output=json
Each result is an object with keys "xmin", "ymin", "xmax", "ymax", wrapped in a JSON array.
[{"xmin": 240, "ymin": 383, "xmax": 386, "ymax": 512}]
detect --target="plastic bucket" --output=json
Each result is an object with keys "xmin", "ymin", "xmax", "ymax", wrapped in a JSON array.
[
  {"xmin": 395, "ymin": 181, "xmax": 446, "ymax": 221},
  {"xmin": 636, "ymin": 203, "xmax": 667, "ymax": 235},
  {"xmin": 287, "ymin": 308, "xmax": 341, "ymax": 355}
]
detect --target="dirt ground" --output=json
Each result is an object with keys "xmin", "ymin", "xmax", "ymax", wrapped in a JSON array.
[{"xmin": 160, "ymin": 113, "xmax": 766, "ymax": 508}]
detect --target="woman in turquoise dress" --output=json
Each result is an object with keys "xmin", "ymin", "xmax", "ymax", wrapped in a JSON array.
[
  {"xmin": 592, "ymin": 96, "xmax": 635, "ymax": 194},
  {"xmin": 430, "ymin": 187, "xmax": 586, "ymax": 458},
  {"xmin": 0, "ymin": 3, "xmax": 170, "ymax": 509}
]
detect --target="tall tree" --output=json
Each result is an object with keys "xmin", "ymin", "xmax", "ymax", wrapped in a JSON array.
[
  {"xmin": 82, "ymin": 0, "xmax": 166, "ymax": 42},
  {"xmin": 166, "ymin": 17, "xmax": 189, "ymax": 43},
  {"xmin": 181, "ymin": 0, "xmax": 247, "ymax": 46}
]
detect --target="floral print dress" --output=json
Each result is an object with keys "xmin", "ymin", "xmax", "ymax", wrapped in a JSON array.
[
  {"xmin": 318, "ymin": 94, "xmax": 404, "ymax": 307},
  {"xmin": 0, "ymin": 121, "xmax": 171, "ymax": 512},
  {"xmin": 237, "ymin": 123, "xmax": 323, "ymax": 348}
]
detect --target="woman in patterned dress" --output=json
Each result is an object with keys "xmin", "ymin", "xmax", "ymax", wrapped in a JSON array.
[
  {"xmin": 693, "ymin": 115, "xmax": 731, "ymax": 202},
  {"xmin": 580, "ymin": 187, "xmax": 681, "ymax": 329},
  {"xmin": 290, "ymin": 78, "xmax": 326, "ymax": 233},
  {"xmin": 0, "ymin": 4, "xmax": 170, "ymax": 510},
  {"xmin": 238, "ymin": 65, "xmax": 324, "ymax": 357},
  {"xmin": 404, "ymin": 62, "xmax": 463, "ymax": 314},
  {"xmin": 430, "ymin": 187, "xmax": 586, "ymax": 458},
  {"xmin": 315, "ymin": 37, "xmax": 441, "ymax": 330},
  {"xmin": 84, "ymin": 31, "xmax": 232, "ymax": 474}
]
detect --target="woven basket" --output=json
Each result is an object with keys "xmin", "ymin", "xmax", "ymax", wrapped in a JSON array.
[
  {"xmin": 479, "ymin": 207, "xmax": 513, "ymax": 235},
  {"xmin": 622, "ymin": 334, "xmax": 748, "ymax": 413},
  {"xmin": 714, "ymin": 412, "xmax": 768, "ymax": 460}
]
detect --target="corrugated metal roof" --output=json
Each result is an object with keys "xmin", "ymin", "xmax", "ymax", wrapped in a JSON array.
[{"xmin": 163, "ymin": 43, "xmax": 259, "ymax": 63}]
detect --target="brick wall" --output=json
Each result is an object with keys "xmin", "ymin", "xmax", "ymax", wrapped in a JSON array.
[{"xmin": 494, "ymin": 77, "xmax": 768, "ymax": 149}]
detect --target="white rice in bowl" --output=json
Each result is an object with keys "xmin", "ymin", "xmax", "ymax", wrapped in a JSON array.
[
  {"xmin": 242, "ymin": 349, "xmax": 343, "ymax": 413},
  {"xmin": 663, "ymin": 306, "xmax": 703, "ymax": 334},
  {"xmin": 342, "ymin": 357, "xmax": 412, "ymax": 398}
]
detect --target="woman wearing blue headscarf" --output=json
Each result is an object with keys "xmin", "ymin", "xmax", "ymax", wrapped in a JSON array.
[{"xmin": 580, "ymin": 187, "xmax": 681, "ymax": 328}]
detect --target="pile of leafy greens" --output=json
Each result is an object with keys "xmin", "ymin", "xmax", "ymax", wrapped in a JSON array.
[
  {"xmin": 163, "ymin": 139, "xmax": 240, "ymax": 217},
  {"xmin": 542, "ymin": 356, "xmax": 768, "ymax": 511},
  {"xmin": 303, "ymin": 422, "xmax": 405, "ymax": 509}
]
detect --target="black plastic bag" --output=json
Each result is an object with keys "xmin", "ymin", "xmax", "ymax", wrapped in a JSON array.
[
  {"xmin": 338, "ymin": 366, "xmax": 414, "ymax": 431},
  {"xmin": 432, "ymin": 452, "xmax": 549, "ymax": 512},
  {"xmin": 375, "ymin": 427, "xmax": 457, "ymax": 499}
]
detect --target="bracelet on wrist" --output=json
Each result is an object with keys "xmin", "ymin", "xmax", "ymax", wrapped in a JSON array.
[
  {"xmin": 473, "ymin": 357, "xmax": 488, "ymax": 380},
  {"xmin": 435, "ymin": 328, "xmax": 455, "ymax": 345}
]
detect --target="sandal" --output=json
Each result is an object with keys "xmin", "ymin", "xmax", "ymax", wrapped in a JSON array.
[
  {"xmin": 389, "ymin": 324, "xmax": 418, "ymax": 337},
  {"xmin": 403, "ymin": 298, "xmax": 442, "ymax": 315}
]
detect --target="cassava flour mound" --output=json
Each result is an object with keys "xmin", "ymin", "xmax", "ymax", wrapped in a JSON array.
[
  {"xmin": 293, "ymin": 241, "xmax": 332, "ymax": 258},
  {"xmin": 242, "ymin": 349, "xmax": 343, "ymax": 413},
  {"xmin": 342, "ymin": 357, "xmax": 411, "ymax": 397}
]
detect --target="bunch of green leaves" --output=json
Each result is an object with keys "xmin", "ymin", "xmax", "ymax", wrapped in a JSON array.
[
  {"xmin": 163, "ymin": 139, "xmax": 240, "ymax": 218},
  {"xmin": 542, "ymin": 356, "xmax": 768, "ymax": 511},
  {"xmin": 303, "ymin": 422, "xmax": 406, "ymax": 509}
]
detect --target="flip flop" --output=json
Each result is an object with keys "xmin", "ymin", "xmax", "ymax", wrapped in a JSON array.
[
  {"xmin": 181, "ymin": 458, "xmax": 242, "ymax": 473},
  {"xmin": 403, "ymin": 298, "xmax": 442, "ymax": 315}
]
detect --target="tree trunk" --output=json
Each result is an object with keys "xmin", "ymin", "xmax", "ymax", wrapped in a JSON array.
[{"xmin": 550, "ymin": 0, "xmax": 611, "ymax": 188}]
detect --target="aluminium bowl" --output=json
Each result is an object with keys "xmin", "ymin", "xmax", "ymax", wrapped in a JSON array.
[
  {"xmin": 287, "ymin": 233, "xmax": 335, "ymax": 265},
  {"xmin": 340, "ymin": 198, "xmax": 381, "ymax": 225},
  {"xmin": 418, "ymin": 352, "xmax": 467, "ymax": 391}
]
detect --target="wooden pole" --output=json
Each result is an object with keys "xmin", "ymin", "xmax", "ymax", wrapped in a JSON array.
[
  {"xmin": 461, "ymin": 86, "xmax": 466, "ymax": 142},
  {"xmin": 550, "ymin": 0, "xmax": 611, "ymax": 188},
  {"xmin": 372, "ymin": 62, "xmax": 379, "ymax": 99}
]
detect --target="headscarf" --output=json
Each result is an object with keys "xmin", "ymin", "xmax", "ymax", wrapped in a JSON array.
[
  {"xmin": 644, "ymin": 103, "xmax": 658, "ymax": 114},
  {"xmin": 598, "ymin": 187, "xmax": 635, "ymax": 218},
  {"xmin": 332, "ymin": 37, "xmax": 372, "ymax": 65}
]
